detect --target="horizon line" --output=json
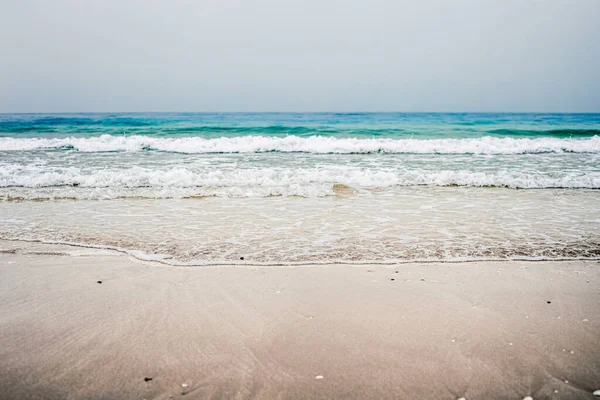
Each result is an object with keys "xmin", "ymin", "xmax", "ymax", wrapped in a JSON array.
[{"xmin": 1, "ymin": 111, "xmax": 600, "ymax": 115}]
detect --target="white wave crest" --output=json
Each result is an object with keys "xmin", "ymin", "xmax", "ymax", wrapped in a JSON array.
[
  {"xmin": 1, "ymin": 165, "xmax": 599, "ymax": 199},
  {"xmin": 1, "ymin": 134, "xmax": 599, "ymax": 154}
]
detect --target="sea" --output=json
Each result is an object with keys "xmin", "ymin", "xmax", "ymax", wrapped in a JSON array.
[{"xmin": 1, "ymin": 112, "xmax": 599, "ymax": 265}]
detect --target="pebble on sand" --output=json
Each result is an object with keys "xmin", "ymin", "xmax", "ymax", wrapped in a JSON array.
[
  {"xmin": 547, "ymin": 301, "xmax": 551, "ymax": 304},
  {"xmin": 97, "ymin": 281, "xmax": 102, "ymax": 284},
  {"xmin": 181, "ymin": 383, "xmax": 188, "ymax": 388},
  {"xmin": 143, "ymin": 377, "xmax": 152, "ymax": 382},
  {"xmin": 523, "ymin": 397, "xmax": 533, "ymax": 400},
  {"xmin": 315, "ymin": 375, "xmax": 324, "ymax": 380},
  {"xmin": 593, "ymin": 389, "xmax": 600, "ymax": 397}
]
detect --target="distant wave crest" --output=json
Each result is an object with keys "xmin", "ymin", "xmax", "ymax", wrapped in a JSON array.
[{"xmin": 1, "ymin": 134, "xmax": 599, "ymax": 154}]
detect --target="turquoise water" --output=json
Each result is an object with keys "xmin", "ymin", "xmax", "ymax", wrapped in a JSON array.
[
  {"xmin": 0, "ymin": 113, "xmax": 599, "ymax": 263},
  {"xmin": 1, "ymin": 112, "xmax": 599, "ymax": 138},
  {"xmin": 1, "ymin": 113, "xmax": 599, "ymax": 199}
]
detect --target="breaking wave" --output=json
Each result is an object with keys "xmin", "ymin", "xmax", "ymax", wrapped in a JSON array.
[
  {"xmin": 1, "ymin": 165, "xmax": 599, "ymax": 199},
  {"xmin": 1, "ymin": 134, "xmax": 599, "ymax": 154}
]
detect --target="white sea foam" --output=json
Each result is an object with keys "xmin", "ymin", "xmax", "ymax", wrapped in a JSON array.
[
  {"xmin": 1, "ymin": 134, "xmax": 599, "ymax": 154},
  {"xmin": 1, "ymin": 164, "xmax": 599, "ymax": 199},
  {"xmin": 2, "ymin": 184, "xmax": 598, "ymax": 263}
]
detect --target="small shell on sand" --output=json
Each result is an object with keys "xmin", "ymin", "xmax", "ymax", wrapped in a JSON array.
[
  {"xmin": 181, "ymin": 383, "xmax": 188, "ymax": 388},
  {"xmin": 593, "ymin": 389, "xmax": 600, "ymax": 396},
  {"xmin": 315, "ymin": 375, "xmax": 324, "ymax": 380},
  {"xmin": 457, "ymin": 397, "xmax": 466, "ymax": 400},
  {"xmin": 523, "ymin": 397, "xmax": 533, "ymax": 400}
]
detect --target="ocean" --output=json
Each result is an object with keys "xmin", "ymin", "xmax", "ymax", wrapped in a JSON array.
[{"xmin": 1, "ymin": 112, "xmax": 599, "ymax": 265}]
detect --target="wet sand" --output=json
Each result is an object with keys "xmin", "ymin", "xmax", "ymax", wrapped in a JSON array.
[{"xmin": 1, "ymin": 240, "xmax": 599, "ymax": 400}]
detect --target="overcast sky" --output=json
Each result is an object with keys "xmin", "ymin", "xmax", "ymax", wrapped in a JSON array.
[{"xmin": 1, "ymin": 0, "xmax": 598, "ymax": 112}]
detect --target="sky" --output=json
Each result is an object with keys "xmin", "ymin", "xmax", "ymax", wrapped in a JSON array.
[{"xmin": 1, "ymin": 0, "xmax": 599, "ymax": 113}]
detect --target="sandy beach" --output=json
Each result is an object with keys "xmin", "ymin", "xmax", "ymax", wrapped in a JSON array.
[
  {"xmin": 1, "ymin": 240, "xmax": 599, "ymax": 400},
  {"xmin": 3, "ymin": 0, "xmax": 600, "ymax": 397}
]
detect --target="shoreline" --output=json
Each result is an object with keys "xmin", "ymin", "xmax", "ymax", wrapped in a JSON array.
[
  {"xmin": 2, "ymin": 238, "xmax": 600, "ymax": 268},
  {"xmin": 1, "ymin": 241, "xmax": 599, "ymax": 399}
]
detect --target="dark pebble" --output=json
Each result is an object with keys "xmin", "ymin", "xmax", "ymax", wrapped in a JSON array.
[
  {"xmin": 420, "ymin": 278, "xmax": 425, "ymax": 281},
  {"xmin": 547, "ymin": 301, "xmax": 551, "ymax": 304},
  {"xmin": 395, "ymin": 271, "xmax": 398, "ymax": 274},
  {"xmin": 390, "ymin": 278, "xmax": 395, "ymax": 281},
  {"xmin": 97, "ymin": 281, "xmax": 102, "ymax": 284},
  {"xmin": 240, "ymin": 257, "xmax": 244, "ymax": 260},
  {"xmin": 144, "ymin": 377, "xmax": 153, "ymax": 382}
]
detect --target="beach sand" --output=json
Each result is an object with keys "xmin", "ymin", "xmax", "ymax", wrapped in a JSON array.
[{"xmin": 1, "ymin": 240, "xmax": 599, "ymax": 400}]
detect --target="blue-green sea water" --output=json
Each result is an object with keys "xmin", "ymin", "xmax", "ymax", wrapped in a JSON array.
[
  {"xmin": 1, "ymin": 113, "xmax": 599, "ymax": 264},
  {"xmin": 1, "ymin": 113, "xmax": 600, "ymax": 199},
  {"xmin": 1, "ymin": 112, "xmax": 600, "ymax": 139}
]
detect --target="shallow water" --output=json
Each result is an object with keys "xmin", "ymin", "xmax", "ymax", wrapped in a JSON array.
[{"xmin": 1, "ymin": 187, "xmax": 598, "ymax": 265}]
